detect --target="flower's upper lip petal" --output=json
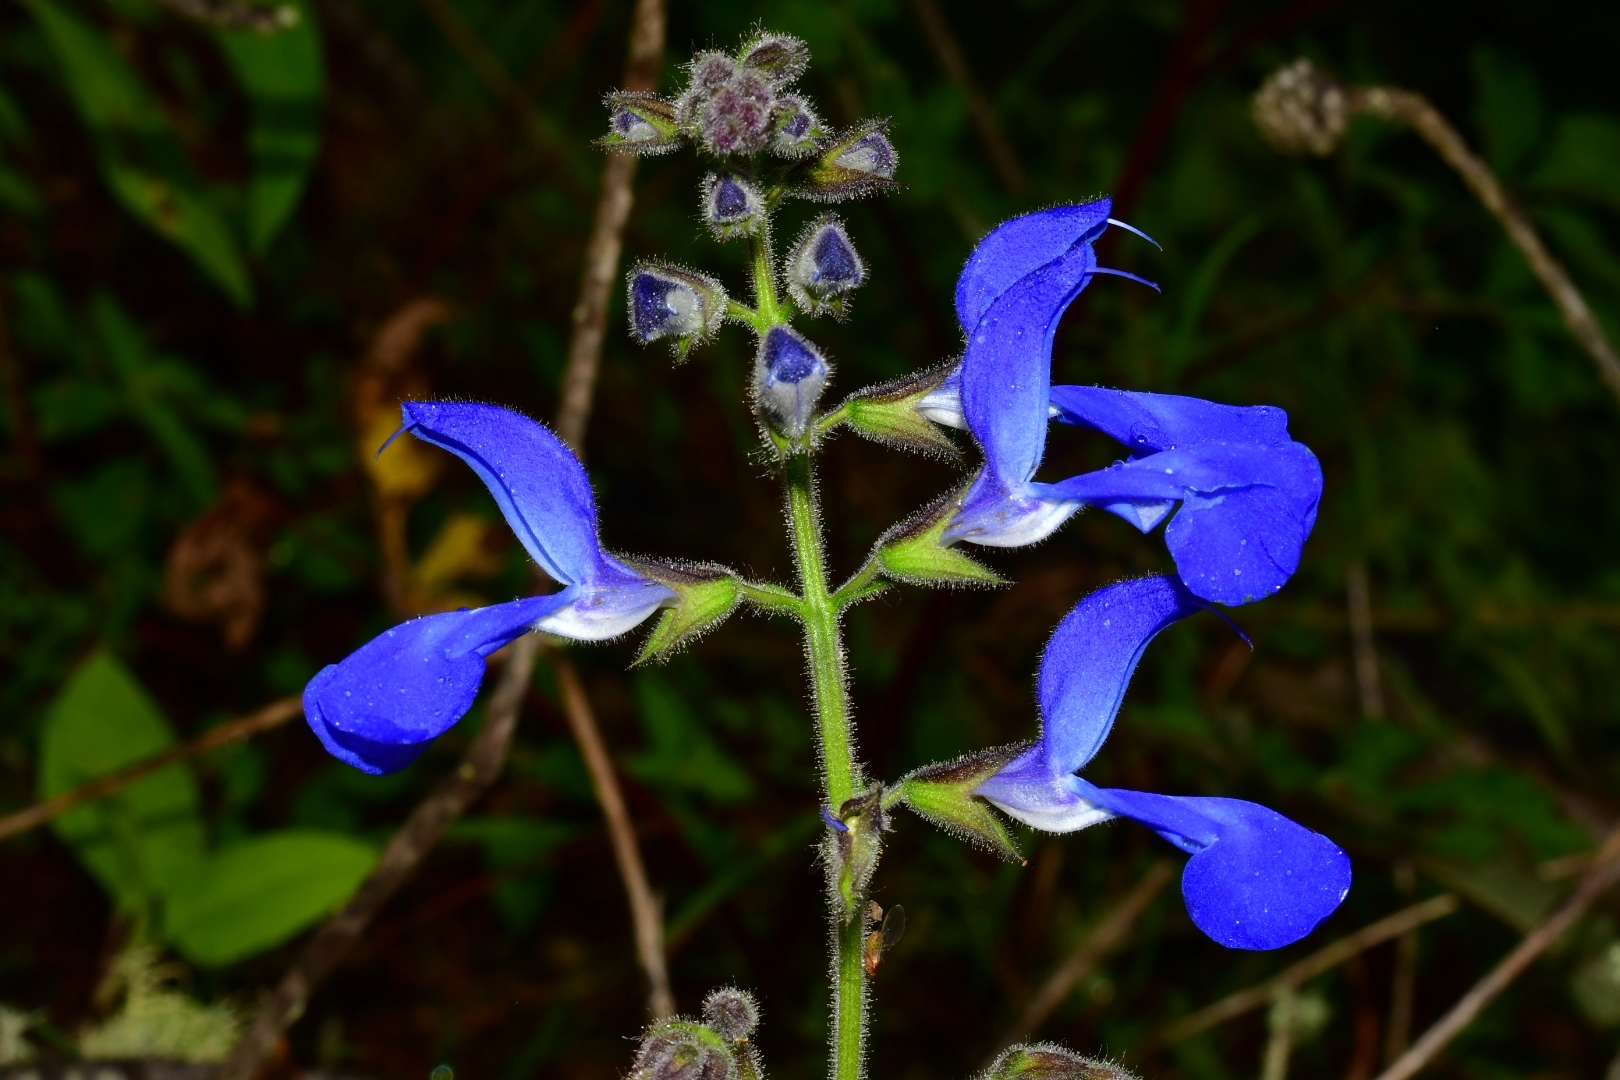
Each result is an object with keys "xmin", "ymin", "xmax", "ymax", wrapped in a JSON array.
[
  {"xmin": 1033, "ymin": 575, "xmax": 1203, "ymax": 775},
  {"xmin": 1048, "ymin": 385, "xmax": 1294, "ymax": 451},
  {"xmin": 304, "ymin": 594, "xmax": 569, "ymax": 773},
  {"xmin": 399, "ymin": 401, "xmax": 605, "ymax": 587},
  {"xmin": 954, "ymin": 200, "xmax": 1111, "ymax": 332},
  {"xmin": 1075, "ymin": 783, "xmax": 1352, "ymax": 950},
  {"xmin": 961, "ymin": 242, "xmax": 1099, "ymax": 489}
]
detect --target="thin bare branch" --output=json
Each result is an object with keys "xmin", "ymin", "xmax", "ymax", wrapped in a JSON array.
[
  {"xmin": 905, "ymin": 0, "xmax": 1027, "ymax": 196},
  {"xmin": 0, "ymin": 696, "xmax": 302, "ymax": 845},
  {"xmin": 217, "ymin": 634, "xmax": 541, "ymax": 1080},
  {"xmin": 985, "ymin": 862, "xmax": 1174, "ymax": 1063},
  {"xmin": 1351, "ymin": 87, "xmax": 1620, "ymax": 410},
  {"xmin": 1373, "ymin": 826, "xmax": 1620, "ymax": 1080},
  {"xmin": 551, "ymin": 647, "xmax": 674, "ymax": 1019},
  {"xmin": 1346, "ymin": 562, "xmax": 1384, "ymax": 719},
  {"xmin": 1157, "ymin": 894, "xmax": 1461, "ymax": 1046},
  {"xmin": 149, "ymin": 0, "xmax": 296, "ymax": 32}
]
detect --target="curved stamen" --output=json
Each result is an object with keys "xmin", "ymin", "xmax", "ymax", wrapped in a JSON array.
[
  {"xmin": 1106, "ymin": 217, "xmax": 1163, "ymax": 250},
  {"xmin": 1091, "ymin": 266, "xmax": 1162, "ymax": 292}
]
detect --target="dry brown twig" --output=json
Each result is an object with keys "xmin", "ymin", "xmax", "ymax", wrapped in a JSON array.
[
  {"xmin": 149, "ymin": 0, "xmax": 297, "ymax": 32},
  {"xmin": 1154, "ymin": 893, "xmax": 1461, "ymax": 1047},
  {"xmin": 1252, "ymin": 59, "xmax": 1620, "ymax": 411},
  {"xmin": 1373, "ymin": 826, "xmax": 1620, "ymax": 1080},
  {"xmin": 906, "ymin": 0, "xmax": 1027, "ymax": 196},
  {"xmin": 985, "ymin": 862, "xmax": 1174, "ymax": 1064},
  {"xmin": 218, "ymin": 0, "xmax": 672, "ymax": 1073},
  {"xmin": 0, "ymin": 696, "xmax": 303, "ymax": 845}
]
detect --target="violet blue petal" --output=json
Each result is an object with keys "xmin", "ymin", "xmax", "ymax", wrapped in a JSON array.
[
  {"xmin": 1076, "ymin": 783, "xmax": 1352, "ymax": 950},
  {"xmin": 954, "ymin": 200, "xmax": 1112, "ymax": 332},
  {"xmin": 304, "ymin": 595, "xmax": 567, "ymax": 775},
  {"xmin": 1047, "ymin": 385, "xmax": 1294, "ymax": 451}
]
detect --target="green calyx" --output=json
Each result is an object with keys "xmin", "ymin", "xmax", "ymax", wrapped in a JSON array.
[
  {"xmin": 874, "ymin": 489, "xmax": 1004, "ymax": 588},
  {"xmin": 829, "ymin": 784, "xmax": 886, "ymax": 922},
  {"xmin": 898, "ymin": 745, "xmax": 1027, "ymax": 864},
  {"xmin": 630, "ymin": 1018, "xmax": 739, "ymax": 1080},
  {"xmin": 628, "ymin": 559, "xmax": 743, "ymax": 665},
  {"xmin": 981, "ymin": 1044, "xmax": 1140, "ymax": 1080},
  {"xmin": 837, "ymin": 365, "xmax": 959, "ymax": 457},
  {"xmin": 599, "ymin": 91, "xmax": 683, "ymax": 155}
]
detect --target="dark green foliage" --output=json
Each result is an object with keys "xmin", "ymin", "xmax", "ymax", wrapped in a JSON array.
[{"xmin": 0, "ymin": 0, "xmax": 1617, "ymax": 1078}]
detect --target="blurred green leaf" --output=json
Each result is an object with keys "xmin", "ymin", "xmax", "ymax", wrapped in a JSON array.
[
  {"xmin": 1471, "ymin": 47, "xmax": 1546, "ymax": 175},
  {"xmin": 450, "ymin": 816, "xmax": 576, "ymax": 933},
  {"xmin": 628, "ymin": 674, "xmax": 753, "ymax": 803},
  {"xmin": 18, "ymin": 0, "xmax": 252, "ymax": 306},
  {"xmin": 162, "ymin": 830, "xmax": 377, "ymax": 966},
  {"xmin": 38, "ymin": 650, "xmax": 205, "ymax": 916},
  {"xmin": 1529, "ymin": 114, "xmax": 1620, "ymax": 211},
  {"xmin": 215, "ymin": 0, "xmax": 324, "ymax": 253}
]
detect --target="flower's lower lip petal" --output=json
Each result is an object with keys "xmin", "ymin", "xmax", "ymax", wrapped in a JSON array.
[
  {"xmin": 306, "ymin": 595, "xmax": 568, "ymax": 773},
  {"xmin": 1084, "ymin": 786, "xmax": 1351, "ymax": 950}
]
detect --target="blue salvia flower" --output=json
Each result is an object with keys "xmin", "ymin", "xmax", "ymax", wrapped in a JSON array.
[
  {"xmin": 975, "ymin": 575, "xmax": 1350, "ymax": 950},
  {"xmin": 304, "ymin": 402, "xmax": 675, "ymax": 775},
  {"xmin": 937, "ymin": 200, "xmax": 1323, "ymax": 605}
]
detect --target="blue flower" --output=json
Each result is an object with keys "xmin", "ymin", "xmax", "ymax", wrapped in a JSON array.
[
  {"xmin": 939, "ymin": 200, "xmax": 1323, "ymax": 605},
  {"xmin": 974, "ymin": 575, "xmax": 1350, "ymax": 950},
  {"xmin": 304, "ymin": 401, "xmax": 675, "ymax": 775}
]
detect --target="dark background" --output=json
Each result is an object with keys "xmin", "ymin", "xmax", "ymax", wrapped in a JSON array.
[{"xmin": 2, "ymin": 0, "xmax": 1619, "ymax": 1077}]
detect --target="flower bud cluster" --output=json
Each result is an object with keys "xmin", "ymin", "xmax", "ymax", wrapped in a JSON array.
[{"xmin": 629, "ymin": 993, "xmax": 765, "ymax": 1080}]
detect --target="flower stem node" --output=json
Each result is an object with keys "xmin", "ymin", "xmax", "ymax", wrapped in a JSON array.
[
  {"xmin": 828, "ymin": 784, "xmax": 887, "ymax": 922},
  {"xmin": 786, "ymin": 215, "xmax": 864, "ymax": 317},
  {"xmin": 898, "ymin": 746, "xmax": 1025, "ymax": 862},
  {"xmin": 627, "ymin": 263, "xmax": 728, "ymax": 360},
  {"xmin": 874, "ymin": 489, "xmax": 1004, "ymax": 588},
  {"xmin": 599, "ymin": 91, "xmax": 683, "ymax": 155},
  {"xmin": 753, "ymin": 326, "xmax": 829, "ymax": 439},
  {"xmin": 837, "ymin": 365, "xmax": 961, "ymax": 456},
  {"xmin": 979, "ymin": 1044, "xmax": 1140, "ymax": 1080},
  {"xmin": 626, "ymin": 559, "xmax": 742, "ymax": 664},
  {"xmin": 798, "ymin": 120, "xmax": 899, "ymax": 202},
  {"xmin": 701, "ymin": 987, "xmax": 761, "ymax": 1042},
  {"xmin": 631, "ymin": 1020, "xmax": 737, "ymax": 1080},
  {"xmin": 702, "ymin": 174, "xmax": 766, "ymax": 239}
]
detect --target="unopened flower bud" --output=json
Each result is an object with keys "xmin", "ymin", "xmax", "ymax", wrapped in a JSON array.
[
  {"xmin": 702, "ymin": 174, "xmax": 766, "ymax": 238},
  {"xmin": 698, "ymin": 69, "xmax": 776, "ymax": 156},
  {"xmin": 600, "ymin": 91, "xmax": 682, "ymax": 155},
  {"xmin": 628, "ymin": 264, "xmax": 727, "ymax": 359},
  {"xmin": 1252, "ymin": 59, "xmax": 1349, "ymax": 157},
  {"xmin": 631, "ymin": 1022, "xmax": 735, "ymax": 1080},
  {"xmin": 979, "ymin": 1044, "xmax": 1139, "ymax": 1080},
  {"xmin": 798, "ymin": 120, "xmax": 899, "ymax": 202},
  {"xmin": 753, "ymin": 326, "xmax": 829, "ymax": 438},
  {"xmin": 769, "ymin": 96, "xmax": 824, "ymax": 158},
  {"xmin": 786, "ymin": 215, "xmax": 864, "ymax": 315},
  {"xmin": 738, "ymin": 33, "xmax": 810, "ymax": 89},
  {"xmin": 701, "ymin": 987, "xmax": 760, "ymax": 1041}
]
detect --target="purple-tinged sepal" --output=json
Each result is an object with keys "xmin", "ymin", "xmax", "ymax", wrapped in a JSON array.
[
  {"xmin": 898, "ymin": 745, "xmax": 1026, "ymax": 862},
  {"xmin": 627, "ymin": 262, "xmax": 728, "ymax": 359},
  {"xmin": 769, "ymin": 95, "xmax": 824, "ymax": 158},
  {"xmin": 752, "ymin": 325, "xmax": 829, "ymax": 438},
  {"xmin": 625, "ymin": 558, "xmax": 743, "ymax": 665},
  {"xmin": 702, "ymin": 173, "xmax": 766, "ymax": 239},
  {"xmin": 971, "ymin": 575, "xmax": 1350, "ymax": 950},
  {"xmin": 786, "ymin": 214, "xmax": 864, "ymax": 316},
  {"xmin": 980, "ymin": 1044, "xmax": 1139, "ymax": 1080},
  {"xmin": 599, "ymin": 91, "xmax": 683, "ymax": 155},
  {"xmin": 797, "ymin": 120, "xmax": 899, "ymax": 202},
  {"xmin": 874, "ymin": 486, "xmax": 1003, "ymax": 587},
  {"xmin": 737, "ymin": 32, "xmax": 810, "ymax": 89},
  {"xmin": 630, "ymin": 1019, "xmax": 736, "ymax": 1080},
  {"xmin": 838, "ymin": 364, "xmax": 961, "ymax": 457}
]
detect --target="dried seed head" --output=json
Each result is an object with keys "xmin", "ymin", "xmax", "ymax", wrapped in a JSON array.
[
  {"xmin": 701, "ymin": 987, "xmax": 760, "ymax": 1041},
  {"xmin": 1252, "ymin": 58, "xmax": 1349, "ymax": 157}
]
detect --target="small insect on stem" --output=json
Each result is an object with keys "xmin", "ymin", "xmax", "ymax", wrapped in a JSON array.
[{"xmin": 863, "ymin": 902, "xmax": 906, "ymax": 976}]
